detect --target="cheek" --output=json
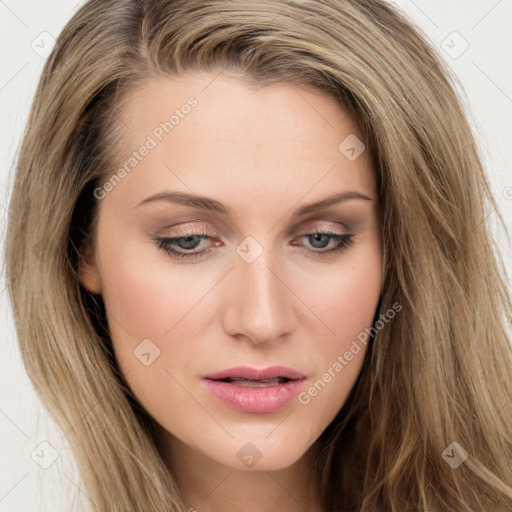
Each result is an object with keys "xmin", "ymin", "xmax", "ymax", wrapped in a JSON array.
[
  {"xmin": 298, "ymin": 250, "xmax": 382, "ymax": 346},
  {"xmin": 97, "ymin": 224, "xmax": 217, "ymax": 336},
  {"xmin": 292, "ymin": 251, "xmax": 381, "ymax": 414},
  {"xmin": 98, "ymin": 258, "xmax": 212, "ymax": 427},
  {"xmin": 100, "ymin": 262, "xmax": 213, "ymax": 371}
]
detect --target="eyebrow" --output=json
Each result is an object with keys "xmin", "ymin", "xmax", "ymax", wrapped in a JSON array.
[{"xmin": 134, "ymin": 190, "xmax": 372, "ymax": 216}]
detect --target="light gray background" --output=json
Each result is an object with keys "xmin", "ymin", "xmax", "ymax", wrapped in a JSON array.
[{"xmin": 1, "ymin": 1, "xmax": 511, "ymax": 511}]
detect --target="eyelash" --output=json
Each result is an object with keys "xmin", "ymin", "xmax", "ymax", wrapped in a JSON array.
[{"xmin": 154, "ymin": 229, "xmax": 354, "ymax": 260}]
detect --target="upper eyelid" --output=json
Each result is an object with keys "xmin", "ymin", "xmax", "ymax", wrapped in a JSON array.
[{"xmin": 155, "ymin": 218, "xmax": 352, "ymax": 237}]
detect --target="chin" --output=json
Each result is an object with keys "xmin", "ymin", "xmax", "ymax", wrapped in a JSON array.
[{"xmin": 205, "ymin": 427, "xmax": 316, "ymax": 472}]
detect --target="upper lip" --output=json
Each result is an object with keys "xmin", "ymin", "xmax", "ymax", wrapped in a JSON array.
[{"xmin": 203, "ymin": 366, "xmax": 306, "ymax": 381}]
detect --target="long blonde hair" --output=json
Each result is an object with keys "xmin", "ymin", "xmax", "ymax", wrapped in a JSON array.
[{"xmin": 4, "ymin": 0, "xmax": 512, "ymax": 510}]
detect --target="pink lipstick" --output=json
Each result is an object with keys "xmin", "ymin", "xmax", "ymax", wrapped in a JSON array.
[{"xmin": 202, "ymin": 366, "xmax": 306, "ymax": 413}]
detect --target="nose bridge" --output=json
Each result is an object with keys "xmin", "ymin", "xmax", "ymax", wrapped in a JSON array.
[{"xmin": 223, "ymin": 236, "xmax": 295, "ymax": 344}]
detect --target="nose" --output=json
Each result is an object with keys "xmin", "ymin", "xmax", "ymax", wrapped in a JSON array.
[{"xmin": 221, "ymin": 244, "xmax": 297, "ymax": 346}]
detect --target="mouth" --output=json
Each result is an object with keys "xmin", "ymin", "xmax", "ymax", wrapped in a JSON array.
[
  {"xmin": 202, "ymin": 366, "xmax": 306, "ymax": 413},
  {"xmin": 215, "ymin": 376, "xmax": 292, "ymax": 387}
]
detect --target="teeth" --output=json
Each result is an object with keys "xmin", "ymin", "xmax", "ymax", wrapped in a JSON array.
[{"xmin": 222, "ymin": 377, "xmax": 288, "ymax": 387}]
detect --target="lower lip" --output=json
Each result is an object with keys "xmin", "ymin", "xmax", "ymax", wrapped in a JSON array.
[{"xmin": 203, "ymin": 378, "xmax": 305, "ymax": 413}]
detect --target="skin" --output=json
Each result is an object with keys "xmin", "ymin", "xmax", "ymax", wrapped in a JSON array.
[{"xmin": 79, "ymin": 71, "xmax": 382, "ymax": 512}]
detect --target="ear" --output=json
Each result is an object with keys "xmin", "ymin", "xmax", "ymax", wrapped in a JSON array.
[{"xmin": 78, "ymin": 242, "xmax": 102, "ymax": 294}]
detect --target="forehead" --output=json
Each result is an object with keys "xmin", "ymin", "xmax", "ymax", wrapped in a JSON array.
[
  {"xmin": 102, "ymin": 71, "xmax": 376, "ymax": 211},
  {"xmin": 120, "ymin": 71, "xmax": 363, "ymax": 145}
]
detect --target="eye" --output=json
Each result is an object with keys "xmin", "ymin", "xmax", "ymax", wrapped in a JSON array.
[
  {"xmin": 155, "ymin": 234, "xmax": 214, "ymax": 259},
  {"xmin": 293, "ymin": 231, "xmax": 354, "ymax": 255},
  {"xmin": 153, "ymin": 228, "xmax": 354, "ymax": 260}
]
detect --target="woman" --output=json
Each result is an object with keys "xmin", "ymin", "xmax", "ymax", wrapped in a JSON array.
[{"xmin": 4, "ymin": 0, "xmax": 512, "ymax": 510}]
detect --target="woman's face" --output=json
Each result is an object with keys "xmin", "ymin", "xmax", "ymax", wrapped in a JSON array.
[{"xmin": 79, "ymin": 71, "xmax": 382, "ymax": 471}]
